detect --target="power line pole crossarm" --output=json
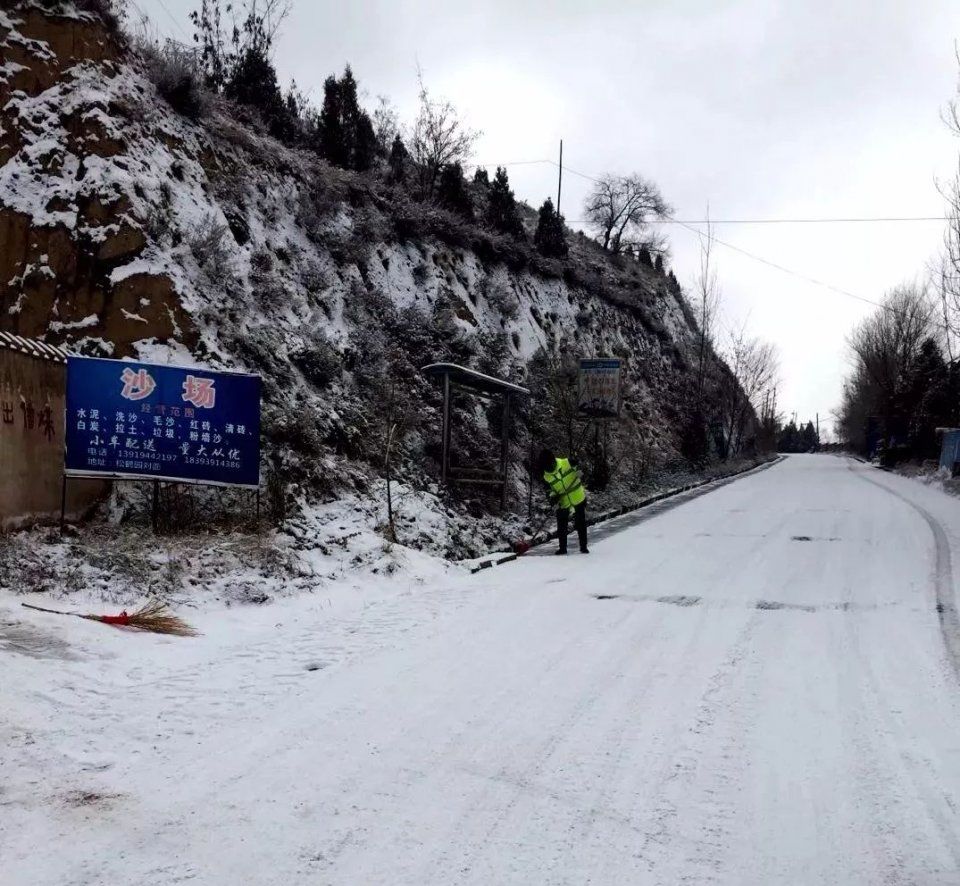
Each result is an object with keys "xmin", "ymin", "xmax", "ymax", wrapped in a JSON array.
[{"xmin": 556, "ymin": 139, "xmax": 563, "ymax": 217}]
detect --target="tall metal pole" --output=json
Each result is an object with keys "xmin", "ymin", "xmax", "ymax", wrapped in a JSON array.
[
  {"xmin": 500, "ymin": 393, "xmax": 511, "ymax": 511},
  {"xmin": 556, "ymin": 139, "xmax": 563, "ymax": 215},
  {"xmin": 441, "ymin": 372, "xmax": 451, "ymax": 485},
  {"xmin": 527, "ymin": 439, "xmax": 534, "ymax": 520},
  {"xmin": 59, "ymin": 474, "xmax": 67, "ymax": 534}
]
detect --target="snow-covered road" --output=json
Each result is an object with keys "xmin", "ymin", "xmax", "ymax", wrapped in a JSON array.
[{"xmin": 4, "ymin": 455, "xmax": 960, "ymax": 885}]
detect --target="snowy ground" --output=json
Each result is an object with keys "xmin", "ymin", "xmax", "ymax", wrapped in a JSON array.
[{"xmin": 3, "ymin": 454, "xmax": 960, "ymax": 885}]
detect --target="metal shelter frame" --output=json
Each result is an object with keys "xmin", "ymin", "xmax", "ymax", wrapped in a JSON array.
[{"xmin": 421, "ymin": 363, "xmax": 530, "ymax": 509}]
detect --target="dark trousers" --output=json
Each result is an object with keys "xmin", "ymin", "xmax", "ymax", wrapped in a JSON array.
[{"xmin": 557, "ymin": 501, "xmax": 588, "ymax": 552}]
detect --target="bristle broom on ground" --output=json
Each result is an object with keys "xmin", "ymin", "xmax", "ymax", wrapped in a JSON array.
[{"xmin": 21, "ymin": 600, "xmax": 199, "ymax": 637}]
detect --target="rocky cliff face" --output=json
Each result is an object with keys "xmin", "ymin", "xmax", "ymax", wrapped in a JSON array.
[
  {"xmin": 1, "ymin": 2, "xmax": 738, "ymax": 555},
  {"xmin": 0, "ymin": 3, "xmax": 196, "ymax": 351}
]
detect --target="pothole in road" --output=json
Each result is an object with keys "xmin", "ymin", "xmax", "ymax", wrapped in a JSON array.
[
  {"xmin": 657, "ymin": 595, "xmax": 701, "ymax": 607},
  {"xmin": 304, "ymin": 662, "xmax": 329, "ymax": 672},
  {"xmin": 756, "ymin": 599, "xmax": 816, "ymax": 612},
  {"xmin": 791, "ymin": 535, "xmax": 840, "ymax": 542},
  {"xmin": 591, "ymin": 594, "xmax": 702, "ymax": 607},
  {"xmin": 63, "ymin": 790, "xmax": 123, "ymax": 809}
]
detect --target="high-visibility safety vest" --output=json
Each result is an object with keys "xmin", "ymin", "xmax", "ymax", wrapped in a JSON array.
[{"xmin": 543, "ymin": 457, "xmax": 586, "ymax": 510}]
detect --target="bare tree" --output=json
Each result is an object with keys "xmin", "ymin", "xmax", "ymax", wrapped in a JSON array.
[
  {"xmin": 367, "ymin": 357, "xmax": 416, "ymax": 542},
  {"xmin": 526, "ymin": 346, "xmax": 581, "ymax": 456},
  {"xmin": 410, "ymin": 69, "xmax": 479, "ymax": 198},
  {"xmin": 582, "ymin": 173, "xmax": 671, "ymax": 256},
  {"xmin": 936, "ymin": 166, "xmax": 960, "ymax": 352},
  {"xmin": 934, "ymin": 46, "xmax": 960, "ymax": 356},
  {"xmin": 372, "ymin": 94, "xmax": 399, "ymax": 155},
  {"xmin": 848, "ymin": 284, "xmax": 937, "ymax": 403},
  {"xmin": 694, "ymin": 210, "xmax": 722, "ymax": 407},
  {"xmin": 190, "ymin": 0, "xmax": 291, "ymax": 91},
  {"xmin": 719, "ymin": 327, "xmax": 779, "ymax": 459},
  {"xmin": 756, "ymin": 385, "xmax": 781, "ymax": 453},
  {"xmin": 836, "ymin": 284, "xmax": 945, "ymax": 451}
]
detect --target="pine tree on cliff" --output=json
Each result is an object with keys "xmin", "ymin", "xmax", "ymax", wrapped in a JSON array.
[
  {"xmin": 317, "ymin": 67, "xmax": 377, "ymax": 171},
  {"xmin": 534, "ymin": 198, "xmax": 567, "ymax": 258},
  {"xmin": 437, "ymin": 163, "xmax": 474, "ymax": 220},
  {"xmin": 215, "ymin": 5, "xmax": 293, "ymax": 142},
  {"xmin": 474, "ymin": 167, "xmax": 490, "ymax": 187},
  {"xmin": 388, "ymin": 134, "xmax": 408, "ymax": 183},
  {"xmin": 655, "ymin": 253, "xmax": 665, "ymax": 273},
  {"xmin": 486, "ymin": 167, "xmax": 525, "ymax": 239},
  {"xmin": 226, "ymin": 45, "xmax": 291, "ymax": 141},
  {"xmin": 317, "ymin": 74, "xmax": 346, "ymax": 165}
]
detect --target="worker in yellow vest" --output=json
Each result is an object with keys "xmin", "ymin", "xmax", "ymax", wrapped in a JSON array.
[{"xmin": 538, "ymin": 447, "xmax": 589, "ymax": 555}]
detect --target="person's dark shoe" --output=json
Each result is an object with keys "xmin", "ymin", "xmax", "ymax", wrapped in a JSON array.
[
  {"xmin": 555, "ymin": 549, "xmax": 567, "ymax": 555},
  {"xmin": 580, "ymin": 547, "xmax": 590, "ymax": 554}
]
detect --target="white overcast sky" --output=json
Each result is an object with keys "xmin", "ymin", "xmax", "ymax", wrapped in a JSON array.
[{"xmin": 140, "ymin": 0, "xmax": 960, "ymax": 437}]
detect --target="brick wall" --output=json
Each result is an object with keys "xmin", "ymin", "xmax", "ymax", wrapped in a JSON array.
[{"xmin": 0, "ymin": 346, "xmax": 106, "ymax": 529}]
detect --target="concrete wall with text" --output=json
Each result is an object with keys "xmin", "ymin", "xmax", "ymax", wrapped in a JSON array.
[{"xmin": 0, "ymin": 348, "xmax": 106, "ymax": 529}]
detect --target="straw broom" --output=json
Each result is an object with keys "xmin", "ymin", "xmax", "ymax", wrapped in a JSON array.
[{"xmin": 21, "ymin": 599, "xmax": 198, "ymax": 637}]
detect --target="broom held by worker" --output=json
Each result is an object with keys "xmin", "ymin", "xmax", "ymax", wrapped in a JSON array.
[{"xmin": 537, "ymin": 448, "xmax": 589, "ymax": 555}]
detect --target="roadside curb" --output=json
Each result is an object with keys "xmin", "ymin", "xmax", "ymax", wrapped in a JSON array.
[{"xmin": 468, "ymin": 455, "xmax": 784, "ymax": 574}]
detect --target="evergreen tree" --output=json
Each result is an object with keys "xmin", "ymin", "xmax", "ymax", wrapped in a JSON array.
[
  {"xmin": 226, "ymin": 45, "xmax": 290, "ymax": 140},
  {"xmin": 473, "ymin": 167, "xmax": 489, "ymax": 187},
  {"xmin": 778, "ymin": 420, "xmax": 800, "ymax": 453},
  {"xmin": 534, "ymin": 198, "xmax": 567, "ymax": 258},
  {"xmin": 316, "ymin": 66, "xmax": 378, "ymax": 171},
  {"xmin": 654, "ymin": 253, "xmax": 665, "ymax": 273},
  {"xmin": 904, "ymin": 337, "xmax": 952, "ymax": 457},
  {"xmin": 388, "ymin": 134, "xmax": 408, "ymax": 183},
  {"xmin": 437, "ymin": 162, "xmax": 474, "ymax": 219},
  {"xmin": 317, "ymin": 74, "xmax": 346, "ymax": 165},
  {"xmin": 201, "ymin": 2, "xmax": 295, "ymax": 142},
  {"xmin": 486, "ymin": 166, "xmax": 525, "ymax": 239},
  {"xmin": 353, "ymin": 110, "xmax": 377, "ymax": 172},
  {"xmin": 801, "ymin": 421, "xmax": 819, "ymax": 451},
  {"xmin": 637, "ymin": 246, "xmax": 653, "ymax": 267}
]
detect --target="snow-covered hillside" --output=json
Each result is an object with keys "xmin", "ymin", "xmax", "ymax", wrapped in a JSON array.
[{"xmin": 1, "ymin": 1, "xmax": 746, "ymax": 574}]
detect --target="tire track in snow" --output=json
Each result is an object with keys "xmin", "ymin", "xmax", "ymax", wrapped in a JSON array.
[
  {"xmin": 843, "ymin": 610, "xmax": 960, "ymax": 878},
  {"xmin": 444, "ymin": 602, "xmax": 673, "ymax": 882},
  {"xmin": 849, "ymin": 463, "xmax": 960, "ymax": 686},
  {"xmin": 634, "ymin": 613, "xmax": 759, "ymax": 884}
]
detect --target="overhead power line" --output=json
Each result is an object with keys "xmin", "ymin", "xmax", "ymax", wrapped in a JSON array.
[
  {"xmin": 565, "ymin": 217, "xmax": 945, "ymax": 226},
  {"xmin": 153, "ymin": 0, "xmax": 192, "ymax": 41},
  {"xmin": 651, "ymin": 216, "xmax": 943, "ymax": 225},
  {"xmin": 133, "ymin": 0, "xmax": 192, "ymax": 42},
  {"xmin": 537, "ymin": 159, "xmax": 917, "ymax": 315},
  {"xmin": 669, "ymin": 218, "xmax": 888, "ymax": 312}
]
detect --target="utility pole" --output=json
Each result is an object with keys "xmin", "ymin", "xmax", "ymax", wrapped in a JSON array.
[{"xmin": 556, "ymin": 139, "xmax": 563, "ymax": 216}]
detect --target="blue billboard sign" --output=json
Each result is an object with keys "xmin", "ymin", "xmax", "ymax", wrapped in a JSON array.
[{"xmin": 65, "ymin": 356, "xmax": 261, "ymax": 488}]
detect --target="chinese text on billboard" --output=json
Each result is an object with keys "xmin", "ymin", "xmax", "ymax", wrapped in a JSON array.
[
  {"xmin": 65, "ymin": 356, "xmax": 261, "ymax": 488},
  {"xmin": 577, "ymin": 358, "xmax": 622, "ymax": 418}
]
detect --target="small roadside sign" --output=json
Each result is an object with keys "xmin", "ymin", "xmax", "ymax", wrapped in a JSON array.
[{"xmin": 577, "ymin": 358, "xmax": 621, "ymax": 418}]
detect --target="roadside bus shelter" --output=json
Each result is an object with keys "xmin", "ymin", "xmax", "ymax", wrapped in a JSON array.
[{"xmin": 421, "ymin": 363, "xmax": 530, "ymax": 508}]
